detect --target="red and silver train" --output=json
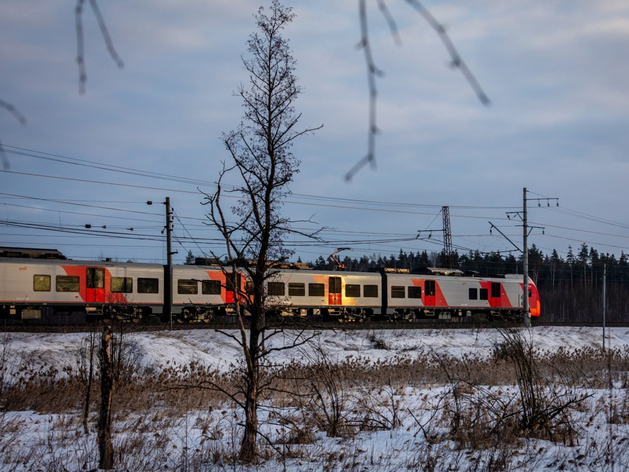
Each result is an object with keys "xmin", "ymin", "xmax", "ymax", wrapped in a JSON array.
[{"xmin": 0, "ymin": 251, "xmax": 541, "ymax": 324}]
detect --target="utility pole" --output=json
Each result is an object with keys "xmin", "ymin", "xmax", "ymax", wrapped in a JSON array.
[
  {"xmin": 165, "ymin": 197, "xmax": 174, "ymax": 329},
  {"xmin": 147, "ymin": 198, "xmax": 175, "ymax": 328},
  {"xmin": 521, "ymin": 188, "xmax": 558, "ymax": 328},
  {"xmin": 523, "ymin": 188, "xmax": 530, "ymax": 327},
  {"xmin": 496, "ymin": 188, "xmax": 557, "ymax": 328},
  {"xmin": 603, "ymin": 262, "xmax": 607, "ymax": 350}
]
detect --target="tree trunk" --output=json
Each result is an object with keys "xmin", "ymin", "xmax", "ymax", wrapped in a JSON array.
[
  {"xmin": 97, "ymin": 324, "xmax": 114, "ymax": 470},
  {"xmin": 82, "ymin": 329, "xmax": 95, "ymax": 435},
  {"xmin": 239, "ymin": 327, "xmax": 260, "ymax": 462}
]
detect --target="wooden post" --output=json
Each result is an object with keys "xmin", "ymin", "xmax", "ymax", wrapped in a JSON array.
[{"xmin": 97, "ymin": 323, "xmax": 114, "ymax": 470}]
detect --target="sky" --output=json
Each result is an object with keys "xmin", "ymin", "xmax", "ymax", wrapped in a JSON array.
[{"xmin": 1, "ymin": 0, "xmax": 628, "ymax": 265}]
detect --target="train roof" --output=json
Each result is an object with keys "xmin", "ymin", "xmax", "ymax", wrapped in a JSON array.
[
  {"xmin": 0, "ymin": 247, "xmax": 66, "ymax": 259},
  {"xmin": 0, "ymin": 257, "xmax": 161, "ymax": 269}
]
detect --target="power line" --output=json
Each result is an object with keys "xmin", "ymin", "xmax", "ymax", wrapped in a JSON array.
[
  {"xmin": 0, "ymin": 144, "xmax": 216, "ymax": 187},
  {"xmin": 7, "ymin": 191, "xmax": 629, "ymax": 244},
  {"xmin": 3, "ymin": 143, "xmax": 521, "ymax": 211},
  {"xmin": 0, "ymin": 191, "xmax": 164, "ymax": 217},
  {"xmin": 7, "ymin": 158, "xmax": 628, "ymax": 238},
  {"xmin": 1, "ymin": 170, "xmax": 203, "ymax": 195},
  {"xmin": 544, "ymin": 233, "xmax": 629, "ymax": 252},
  {"xmin": 1, "ymin": 220, "xmax": 166, "ymax": 241},
  {"xmin": 0, "ymin": 200, "xmax": 163, "ymax": 224},
  {"xmin": 172, "ymin": 208, "xmax": 209, "ymax": 258},
  {"xmin": 4, "ymin": 142, "xmax": 629, "ymax": 259},
  {"xmin": 548, "ymin": 207, "xmax": 629, "ymax": 231},
  {"xmin": 5, "ymin": 145, "xmax": 629, "ymax": 239}
]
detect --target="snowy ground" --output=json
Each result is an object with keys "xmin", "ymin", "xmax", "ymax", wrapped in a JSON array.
[
  {"xmin": 2, "ymin": 326, "xmax": 622, "ymax": 382},
  {"xmin": 1, "ymin": 326, "xmax": 628, "ymax": 471}
]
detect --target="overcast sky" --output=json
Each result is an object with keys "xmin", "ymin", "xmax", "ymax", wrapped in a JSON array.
[{"xmin": 1, "ymin": 1, "xmax": 628, "ymax": 265}]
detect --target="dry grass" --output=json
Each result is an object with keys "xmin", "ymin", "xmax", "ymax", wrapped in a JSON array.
[{"xmin": 2, "ymin": 329, "xmax": 629, "ymax": 470}]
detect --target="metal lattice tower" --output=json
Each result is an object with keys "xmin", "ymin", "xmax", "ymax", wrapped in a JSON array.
[{"xmin": 442, "ymin": 206, "xmax": 454, "ymax": 269}]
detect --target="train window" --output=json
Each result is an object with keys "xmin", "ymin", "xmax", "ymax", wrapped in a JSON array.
[
  {"xmin": 267, "ymin": 282, "xmax": 285, "ymax": 296},
  {"xmin": 202, "ymin": 280, "xmax": 221, "ymax": 295},
  {"xmin": 56, "ymin": 275, "xmax": 80, "ymax": 292},
  {"xmin": 391, "ymin": 286, "xmax": 405, "ymax": 298},
  {"xmin": 480, "ymin": 288, "xmax": 488, "ymax": 300},
  {"xmin": 309, "ymin": 283, "xmax": 325, "ymax": 297},
  {"xmin": 33, "ymin": 274, "xmax": 51, "ymax": 292},
  {"xmin": 345, "ymin": 284, "xmax": 360, "ymax": 298},
  {"xmin": 86, "ymin": 268, "xmax": 104, "ymax": 289},
  {"xmin": 491, "ymin": 283, "xmax": 501, "ymax": 298},
  {"xmin": 329, "ymin": 277, "xmax": 342, "ymax": 294},
  {"xmin": 425, "ymin": 280, "xmax": 436, "ymax": 296},
  {"xmin": 178, "ymin": 279, "xmax": 198, "ymax": 295},
  {"xmin": 469, "ymin": 288, "xmax": 478, "ymax": 300},
  {"xmin": 364, "ymin": 284, "xmax": 378, "ymax": 298},
  {"xmin": 246, "ymin": 281, "xmax": 255, "ymax": 295},
  {"xmin": 288, "ymin": 283, "xmax": 306, "ymax": 296},
  {"xmin": 408, "ymin": 286, "xmax": 422, "ymax": 299},
  {"xmin": 111, "ymin": 277, "xmax": 133, "ymax": 293},
  {"xmin": 138, "ymin": 278, "xmax": 159, "ymax": 294}
]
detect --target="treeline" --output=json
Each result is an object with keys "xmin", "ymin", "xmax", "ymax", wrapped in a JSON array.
[{"xmin": 308, "ymin": 243, "xmax": 629, "ymax": 323}]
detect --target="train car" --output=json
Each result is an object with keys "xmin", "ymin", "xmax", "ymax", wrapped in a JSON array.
[
  {"xmin": 264, "ymin": 269, "xmax": 382, "ymax": 320},
  {"xmin": 172, "ymin": 265, "xmax": 245, "ymax": 321},
  {"xmin": 0, "ymin": 258, "xmax": 164, "ymax": 323},
  {"xmin": 0, "ymin": 253, "xmax": 541, "ymax": 324},
  {"xmin": 0, "ymin": 258, "xmax": 248, "ymax": 323},
  {"xmin": 382, "ymin": 269, "xmax": 540, "ymax": 321},
  {"xmin": 266, "ymin": 267, "xmax": 540, "ymax": 322}
]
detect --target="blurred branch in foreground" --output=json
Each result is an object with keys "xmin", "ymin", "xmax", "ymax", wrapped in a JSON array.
[{"xmin": 346, "ymin": 0, "xmax": 490, "ymax": 181}]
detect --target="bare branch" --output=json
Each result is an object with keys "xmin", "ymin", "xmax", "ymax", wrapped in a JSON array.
[
  {"xmin": 0, "ymin": 100, "xmax": 27, "ymax": 170},
  {"xmin": 257, "ymin": 329, "xmax": 320, "ymax": 359},
  {"xmin": 89, "ymin": 0, "xmax": 125, "ymax": 69},
  {"xmin": 75, "ymin": 0, "xmax": 87, "ymax": 95},
  {"xmin": 377, "ymin": 0, "xmax": 402, "ymax": 45},
  {"xmin": 75, "ymin": 0, "xmax": 124, "ymax": 95},
  {"xmin": 0, "ymin": 100, "xmax": 27, "ymax": 126},
  {"xmin": 346, "ymin": 0, "xmax": 490, "ymax": 181},
  {"xmin": 345, "ymin": 0, "xmax": 380, "ymax": 182},
  {"xmin": 405, "ymin": 0, "xmax": 490, "ymax": 105}
]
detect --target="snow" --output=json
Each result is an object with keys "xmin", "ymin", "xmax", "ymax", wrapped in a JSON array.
[
  {"xmin": 1, "ymin": 326, "xmax": 628, "ymax": 471},
  {"xmin": 1, "ymin": 326, "xmax": 620, "ymax": 383}
]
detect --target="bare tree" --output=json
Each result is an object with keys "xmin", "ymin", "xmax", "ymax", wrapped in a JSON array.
[{"xmin": 204, "ymin": 0, "xmax": 321, "ymax": 462}]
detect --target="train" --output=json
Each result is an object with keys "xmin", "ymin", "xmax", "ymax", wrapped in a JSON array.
[{"xmin": 0, "ymin": 248, "xmax": 541, "ymax": 324}]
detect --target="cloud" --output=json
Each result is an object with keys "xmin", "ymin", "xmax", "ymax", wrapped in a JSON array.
[{"xmin": 1, "ymin": 1, "xmax": 629, "ymax": 262}]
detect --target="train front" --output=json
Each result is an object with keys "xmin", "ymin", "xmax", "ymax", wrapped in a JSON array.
[{"xmin": 528, "ymin": 280, "xmax": 541, "ymax": 318}]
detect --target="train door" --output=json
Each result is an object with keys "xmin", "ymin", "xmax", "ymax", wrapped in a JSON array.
[
  {"xmin": 329, "ymin": 276, "xmax": 342, "ymax": 305},
  {"xmin": 86, "ymin": 267, "xmax": 105, "ymax": 303},
  {"xmin": 490, "ymin": 282, "xmax": 502, "ymax": 308},
  {"xmin": 424, "ymin": 280, "xmax": 436, "ymax": 306}
]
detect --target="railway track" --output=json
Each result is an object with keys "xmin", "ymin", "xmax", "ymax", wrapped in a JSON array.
[{"xmin": 0, "ymin": 318, "xmax": 619, "ymax": 333}]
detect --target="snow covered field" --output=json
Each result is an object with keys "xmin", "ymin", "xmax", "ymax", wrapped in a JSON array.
[
  {"xmin": 1, "ymin": 326, "xmax": 628, "ymax": 471},
  {"xmin": 2, "ymin": 326, "xmax": 622, "ymax": 381}
]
